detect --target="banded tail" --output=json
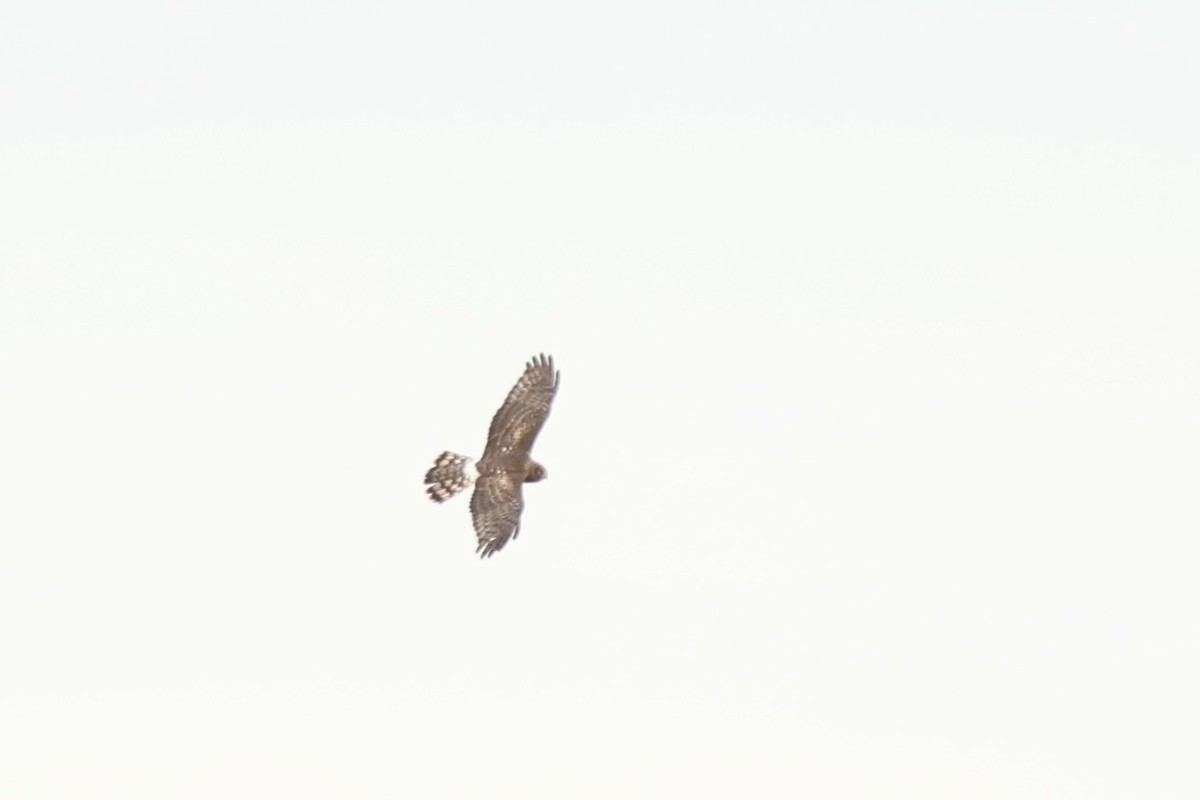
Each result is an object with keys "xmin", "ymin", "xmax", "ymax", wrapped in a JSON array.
[{"xmin": 424, "ymin": 451, "xmax": 479, "ymax": 502}]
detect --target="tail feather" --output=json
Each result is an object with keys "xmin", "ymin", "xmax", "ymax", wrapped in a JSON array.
[{"xmin": 425, "ymin": 451, "xmax": 478, "ymax": 502}]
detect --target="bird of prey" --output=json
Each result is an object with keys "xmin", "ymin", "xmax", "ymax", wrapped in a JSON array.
[{"xmin": 425, "ymin": 354, "xmax": 560, "ymax": 557}]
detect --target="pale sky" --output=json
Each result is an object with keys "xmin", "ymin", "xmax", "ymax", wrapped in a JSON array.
[{"xmin": 2, "ymin": 2, "xmax": 1198, "ymax": 798}]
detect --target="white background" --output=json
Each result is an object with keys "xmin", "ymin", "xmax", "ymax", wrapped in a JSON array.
[{"xmin": 2, "ymin": 2, "xmax": 1198, "ymax": 797}]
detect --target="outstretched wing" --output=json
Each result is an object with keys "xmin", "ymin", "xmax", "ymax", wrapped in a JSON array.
[
  {"xmin": 483, "ymin": 353, "xmax": 559, "ymax": 459},
  {"xmin": 470, "ymin": 473, "xmax": 524, "ymax": 558}
]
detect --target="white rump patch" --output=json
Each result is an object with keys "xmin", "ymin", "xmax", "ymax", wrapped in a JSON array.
[{"xmin": 461, "ymin": 458, "xmax": 479, "ymax": 480}]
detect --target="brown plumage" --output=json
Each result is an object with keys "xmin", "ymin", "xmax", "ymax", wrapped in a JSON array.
[{"xmin": 424, "ymin": 354, "xmax": 560, "ymax": 558}]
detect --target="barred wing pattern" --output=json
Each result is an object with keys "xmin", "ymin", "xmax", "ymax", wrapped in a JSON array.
[
  {"xmin": 470, "ymin": 354, "xmax": 559, "ymax": 557},
  {"xmin": 484, "ymin": 353, "xmax": 560, "ymax": 458},
  {"xmin": 470, "ymin": 471, "xmax": 524, "ymax": 558}
]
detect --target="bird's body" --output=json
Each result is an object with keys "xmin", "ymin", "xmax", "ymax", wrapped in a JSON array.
[{"xmin": 425, "ymin": 354, "xmax": 559, "ymax": 557}]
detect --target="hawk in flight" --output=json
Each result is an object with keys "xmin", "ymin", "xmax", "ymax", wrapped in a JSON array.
[{"xmin": 425, "ymin": 353, "xmax": 560, "ymax": 558}]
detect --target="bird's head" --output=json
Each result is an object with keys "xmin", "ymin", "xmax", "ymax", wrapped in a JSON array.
[{"xmin": 525, "ymin": 461, "xmax": 547, "ymax": 483}]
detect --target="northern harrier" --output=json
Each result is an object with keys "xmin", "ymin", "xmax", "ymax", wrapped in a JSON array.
[{"xmin": 425, "ymin": 354, "xmax": 560, "ymax": 557}]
